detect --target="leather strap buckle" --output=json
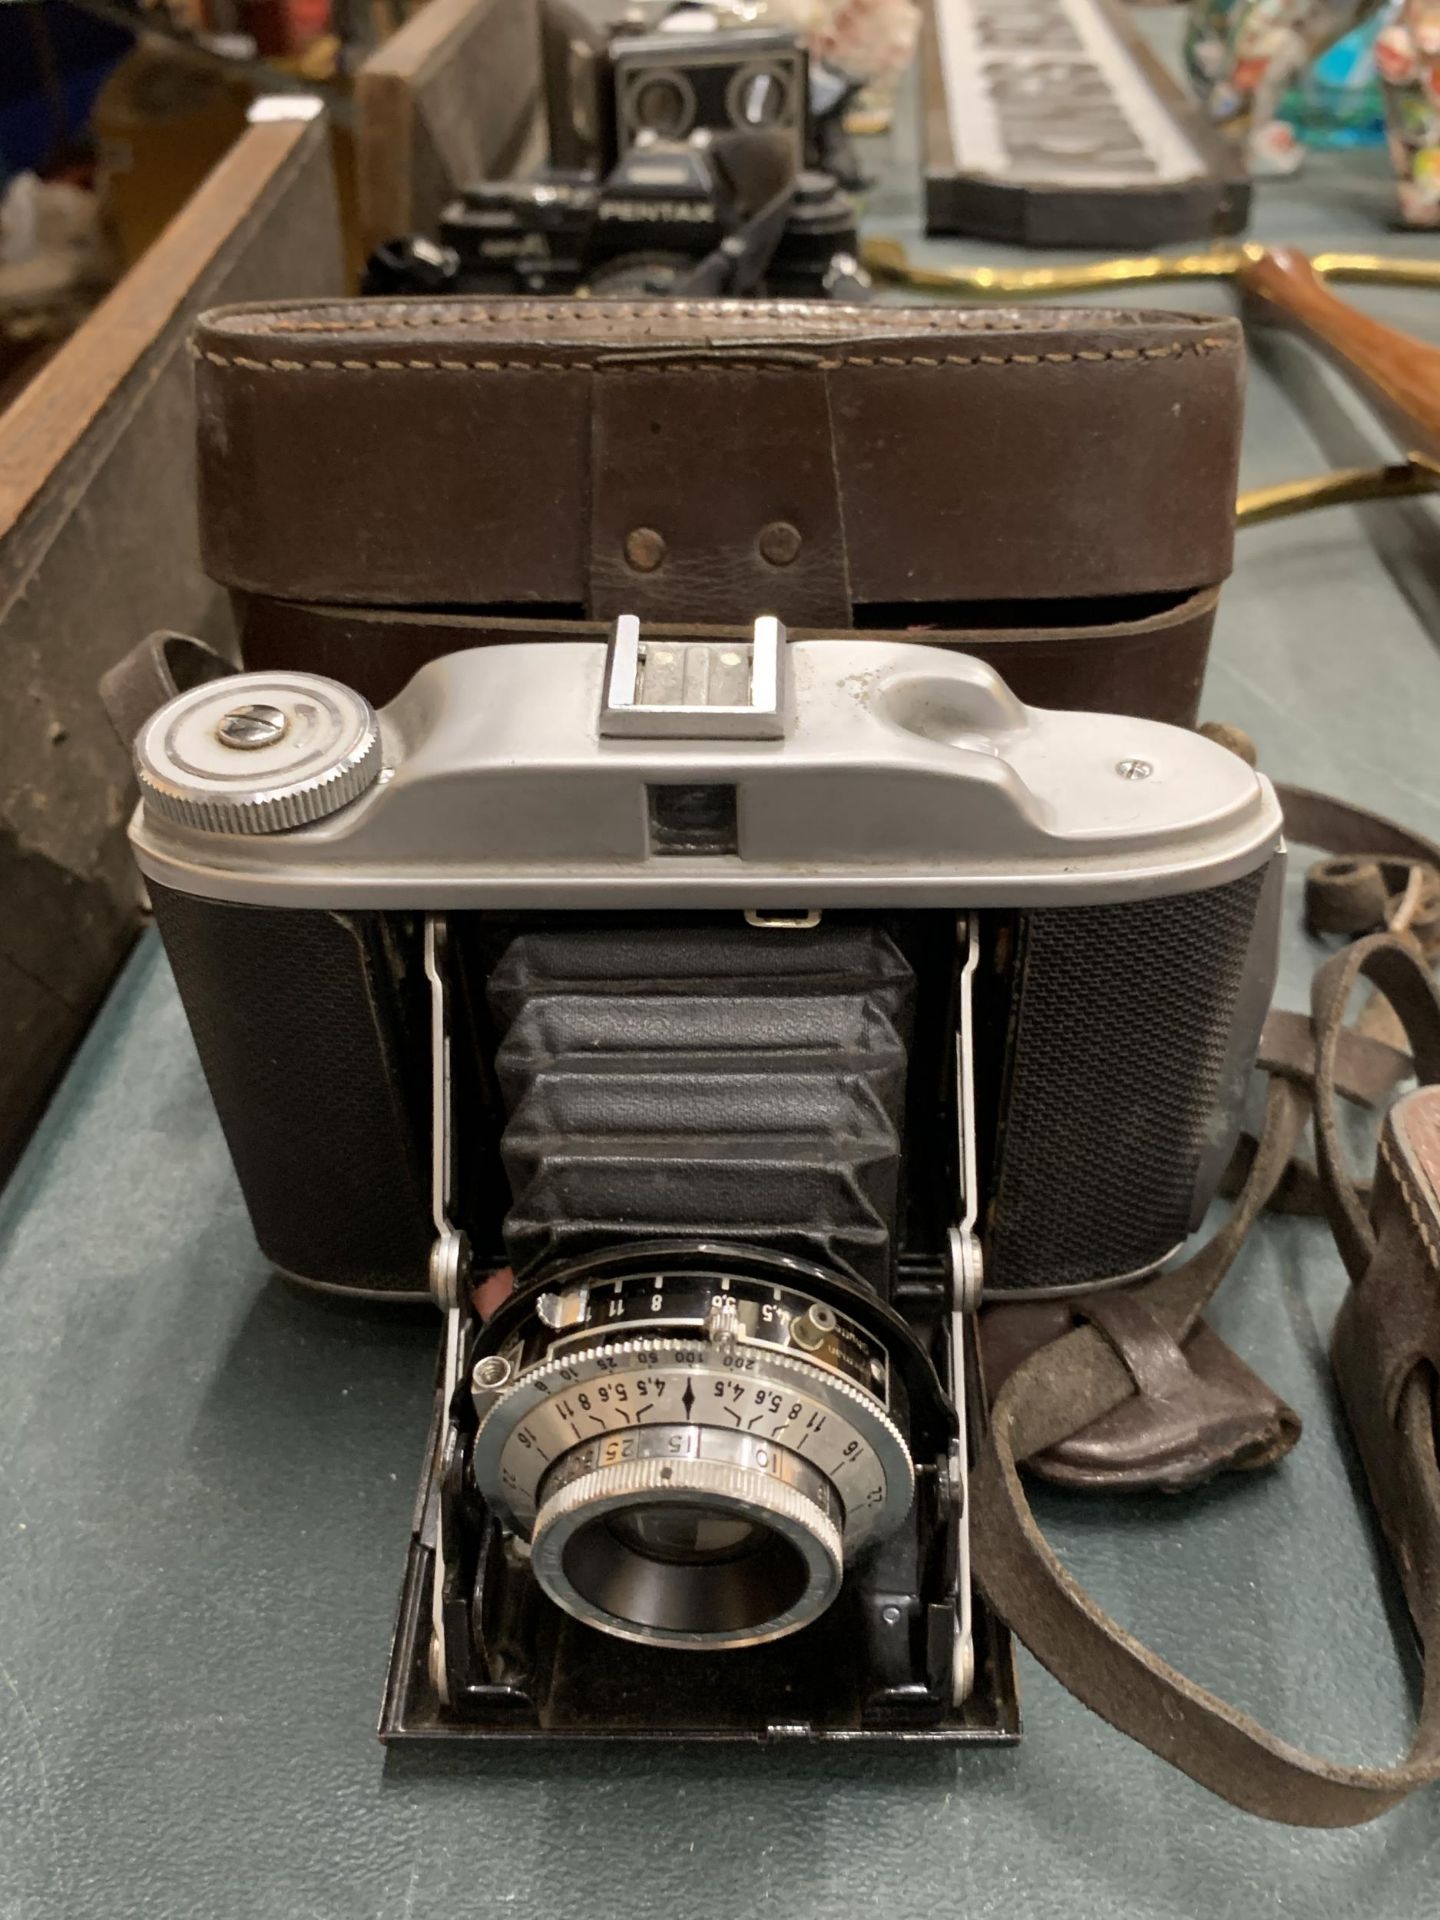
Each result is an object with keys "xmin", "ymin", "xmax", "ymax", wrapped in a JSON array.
[{"xmin": 980, "ymin": 1294, "xmax": 1299, "ymax": 1494}]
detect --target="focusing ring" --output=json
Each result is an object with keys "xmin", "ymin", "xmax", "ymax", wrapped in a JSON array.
[{"xmin": 530, "ymin": 1426, "xmax": 843, "ymax": 1649}]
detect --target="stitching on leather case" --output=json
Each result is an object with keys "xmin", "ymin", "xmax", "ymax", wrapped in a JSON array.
[
  {"xmin": 242, "ymin": 307, "xmax": 974, "ymax": 333},
  {"xmin": 222, "ymin": 303, "xmax": 1221, "ymax": 337},
  {"xmin": 1379, "ymin": 1131, "xmax": 1440, "ymax": 1270},
  {"xmin": 196, "ymin": 340, "xmax": 1232, "ymax": 374}
]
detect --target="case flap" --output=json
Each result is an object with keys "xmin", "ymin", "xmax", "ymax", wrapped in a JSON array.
[{"xmin": 193, "ymin": 297, "xmax": 1243, "ymax": 620}]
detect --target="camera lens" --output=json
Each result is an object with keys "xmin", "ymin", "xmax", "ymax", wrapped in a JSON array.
[
  {"xmin": 469, "ymin": 1249, "xmax": 914, "ymax": 1652},
  {"xmin": 561, "ymin": 1500, "xmax": 811, "ymax": 1641},
  {"xmin": 608, "ymin": 1504, "xmax": 764, "ymax": 1565},
  {"xmin": 532, "ymin": 1423, "xmax": 842, "ymax": 1647},
  {"xmin": 729, "ymin": 62, "xmax": 790, "ymax": 128},
  {"xmin": 629, "ymin": 69, "xmax": 695, "ymax": 138}
]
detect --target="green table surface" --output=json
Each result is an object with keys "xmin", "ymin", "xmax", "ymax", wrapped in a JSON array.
[{"xmin": 4, "ymin": 21, "xmax": 1440, "ymax": 1920}]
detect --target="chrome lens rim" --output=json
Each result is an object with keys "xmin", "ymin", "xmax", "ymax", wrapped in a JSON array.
[{"xmin": 530, "ymin": 1424, "xmax": 843, "ymax": 1649}]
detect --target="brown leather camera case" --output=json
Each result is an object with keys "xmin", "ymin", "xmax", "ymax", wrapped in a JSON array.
[{"xmin": 193, "ymin": 297, "xmax": 1244, "ymax": 721}]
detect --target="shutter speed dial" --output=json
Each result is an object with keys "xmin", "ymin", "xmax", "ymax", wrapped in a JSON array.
[
  {"xmin": 135, "ymin": 671, "xmax": 381, "ymax": 835},
  {"xmin": 467, "ymin": 1251, "xmax": 915, "ymax": 1650}
]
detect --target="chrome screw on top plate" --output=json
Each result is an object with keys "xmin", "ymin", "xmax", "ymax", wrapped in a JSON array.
[{"xmin": 135, "ymin": 671, "xmax": 381, "ymax": 835}]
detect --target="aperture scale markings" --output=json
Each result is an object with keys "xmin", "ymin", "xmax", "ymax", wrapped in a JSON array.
[
  {"xmin": 474, "ymin": 1333, "xmax": 911, "ymax": 1548},
  {"xmin": 527, "ymin": 1272, "xmax": 886, "ymax": 1403}
]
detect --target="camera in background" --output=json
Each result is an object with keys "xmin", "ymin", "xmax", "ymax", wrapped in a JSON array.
[{"xmin": 363, "ymin": 0, "xmax": 869, "ymax": 300}]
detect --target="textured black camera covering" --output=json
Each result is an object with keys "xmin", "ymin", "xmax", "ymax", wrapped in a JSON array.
[
  {"xmin": 149, "ymin": 884, "xmax": 434, "ymax": 1295},
  {"xmin": 152, "ymin": 872, "xmax": 1265, "ymax": 1301},
  {"xmin": 986, "ymin": 864, "xmax": 1270, "ymax": 1292},
  {"xmin": 489, "ymin": 923, "xmax": 914, "ymax": 1289}
]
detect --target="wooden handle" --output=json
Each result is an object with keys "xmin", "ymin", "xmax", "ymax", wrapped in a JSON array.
[{"xmin": 1237, "ymin": 245, "xmax": 1440, "ymax": 466}]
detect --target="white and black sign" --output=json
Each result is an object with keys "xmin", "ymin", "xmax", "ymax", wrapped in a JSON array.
[{"xmin": 922, "ymin": 0, "xmax": 1249, "ymax": 246}]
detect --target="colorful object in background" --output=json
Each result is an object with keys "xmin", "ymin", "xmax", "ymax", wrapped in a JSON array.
[
  {"xmin": 758, "ymin": 0, "xmax": 919, "ymax": 130},
  {"xmin": 1374, "ymin": 1, "xmax": 1440, "ymax": 224},
  {"xmin": 764, "ymin": 0, "xmax": 921, "ymax": 86},
  {"xmin": 1184, "ymin": 0, "xmax": 1379, "ymax": 176},
  {"xmin": 1283, "ymin": 13, "xmax": 1386, "ymax": 147},
  {"xmin": 1187, "ymin": 0, "xmax": 1440, "ymax": 225}
]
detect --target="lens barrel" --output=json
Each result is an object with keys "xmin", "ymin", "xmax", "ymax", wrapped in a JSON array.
[
  {"xmin": 468, "ymin": 1245, "xmax": 913, "ymax": 1650},
  {"xmin": 532, "ymin": 1424, "xmax": 843, "ymax": 1647}
]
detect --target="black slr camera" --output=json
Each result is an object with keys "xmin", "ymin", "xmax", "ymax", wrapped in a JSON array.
[
  {"xmin": 363, "ymin": 0, "xmax": 865, "ymax": 300},
  {"xmin": 130, "ymin": 620, "xmax": 1283, "ymax": 1742}
]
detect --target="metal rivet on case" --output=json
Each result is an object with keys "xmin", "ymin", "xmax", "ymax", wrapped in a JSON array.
[
  {"xmin": 1116, "ymin": 758, "xmax": 1154, "ymax": 781},
  {"xmin": 758, "ymin": 521, "xmax": 802, "ymax": 567},
  {"xmin": 624, "ymin": 527, "xmax": 667, "ymax": 572}
]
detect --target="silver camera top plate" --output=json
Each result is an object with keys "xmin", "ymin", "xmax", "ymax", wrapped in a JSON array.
[{"xmin": 131, "ymin": 620, "xmax": 1283, "ymax": 910}]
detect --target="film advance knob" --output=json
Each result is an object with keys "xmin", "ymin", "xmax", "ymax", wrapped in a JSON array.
[{"xmin": 135, "ymin": 672, "xmax": 382, "ymax": 835}]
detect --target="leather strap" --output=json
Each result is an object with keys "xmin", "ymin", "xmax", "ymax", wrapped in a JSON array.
[
  {"xmin": 980, "ymin": 1295, "xmax": 1302, "ymax": 1491},
  {"xmin": 1276, "ymin": 782, "xmax": 1440, "ymax": 880},
  {"xmin": 1310, "ymin": 936, "xmax": 1440, "ymax": 1281},
  {"xmin": 670, "ymin": 133, "xmax": 799, "ymax": 298},
  {"xmin": 97, "ymin": 631, "xmax": 234, "ymax": 751},
  {"xmin": 1221, "ymin": 783, "xmax": 1440, "ymax": 1205},
  {"xmin": 1258, "ymin": 1006, "xmax": 1411, "ymax": 1107},
  {"xmin": 971, "ymin": 785, "xmax": 1440, "ymax": 1826}
]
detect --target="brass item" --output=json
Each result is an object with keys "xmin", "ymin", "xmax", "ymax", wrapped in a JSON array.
[
  {"xmin": 1235, "ymin": 459, "xmax": 1440, "ymax": 530},
  {"xmin": 861, "ymin": 238, "xmax": 1440, "ymax": 300},
  {"xmin": 859, "ymin": 239, "xmax": 1440, "ymax": 533}
]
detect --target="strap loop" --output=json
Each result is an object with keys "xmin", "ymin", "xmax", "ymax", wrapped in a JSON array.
[
  {"xmin": 1305, "ymin": 856, "xmax": 1392, "ymax": 936},
  {"xmin": 972, "ymin": 1073, "xmax": 1440, "ymax": 1825},
  {"xmin": 1310, "ymin": 935, "xmax": 1440, "ymax": 1282},
  {"xmin": 972, "ymin": 787, "xmax": 1440, "ymax": 1827},
  {"xmin": 99, "ymin": 631, "xmax": 235, "ymax": 751}
]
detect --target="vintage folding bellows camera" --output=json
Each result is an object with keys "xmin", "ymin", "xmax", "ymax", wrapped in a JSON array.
[
  {"xmin": 363, "ymin": 0, "xmax": 861, "ymax": 299},
  {"xmin": 129, "ymin": 619, "xmax": 1283, "ymax": 1740}
]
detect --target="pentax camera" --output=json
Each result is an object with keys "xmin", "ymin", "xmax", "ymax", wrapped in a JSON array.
[
  {"xmin": 363, "ymin": 0, "xmax": 865, "ymax": 300},
  {"xmin": 129, "ymin": 620, "xmax": 1283, "ymax": 1741}
]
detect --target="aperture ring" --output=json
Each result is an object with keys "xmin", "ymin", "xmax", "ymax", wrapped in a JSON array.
[
  {"xmin": 530, "ymin": 1426, "xmax": 844, "ymax": 1649},
  {"xmin": 472, "ymin": 1334, "xmax": 913, "ymax": 1552}
]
